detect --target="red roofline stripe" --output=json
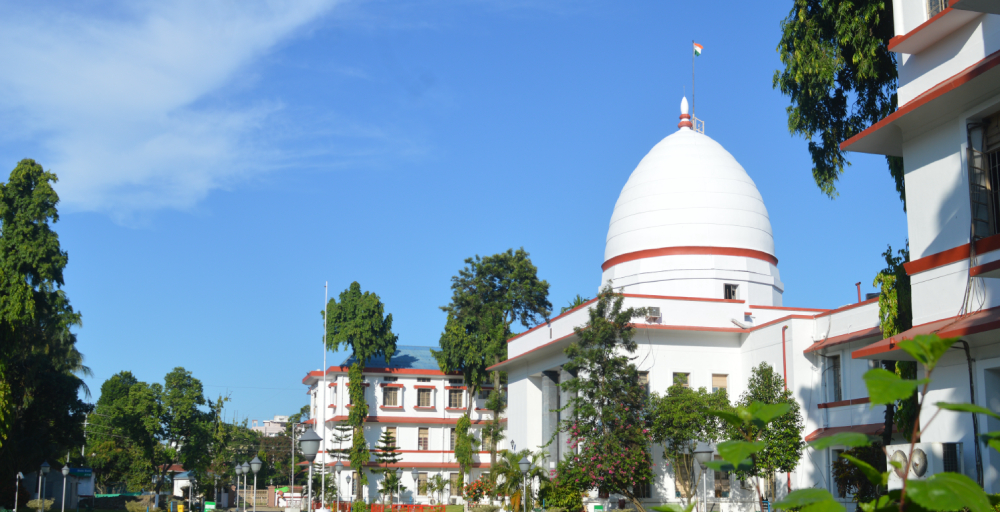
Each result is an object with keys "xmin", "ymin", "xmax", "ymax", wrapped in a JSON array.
[
  {"xmin": 842, "ymin": 48, "xmax": 1000, "ymax": 153},
  {"xmin": 602, "ymin": 246, "xmax": 778, "ymax": 271},
  {"xmin": 886, "ymin": 6, "xmax": 954, "ymax": 52}
]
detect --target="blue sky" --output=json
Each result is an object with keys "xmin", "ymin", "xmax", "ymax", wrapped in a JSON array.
[{"xmin": 0, "ymin": 1, "xmax": 907, "ymax": 423}]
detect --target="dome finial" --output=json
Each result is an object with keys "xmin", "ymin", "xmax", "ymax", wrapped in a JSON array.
[{"xmin": 678, "ymin": 96, "xmax": 693, "ymax": 130}]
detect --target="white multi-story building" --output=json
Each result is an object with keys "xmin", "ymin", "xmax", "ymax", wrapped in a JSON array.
[
  {"xmin": 302, "ymin": 346, "xmax": 498, "ymax": 504},
  {"xmin": 252, "ymin": 415, "xmax": 290, "ymax": 437}
]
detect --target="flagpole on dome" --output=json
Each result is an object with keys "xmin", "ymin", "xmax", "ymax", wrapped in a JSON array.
[{"xmin": 691, "ymin": 41, "xmax": 705, "ymax": 134}]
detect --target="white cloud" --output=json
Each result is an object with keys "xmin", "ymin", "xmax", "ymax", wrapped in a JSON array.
[{"xmin": 0, "ymin": 1, "xmax": 337, "ymax": 219}]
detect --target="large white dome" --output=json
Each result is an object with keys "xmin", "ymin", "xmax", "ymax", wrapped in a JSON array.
[{"xmin": 604, "ymin": 126, "xmax": 775, "ymax": 266}]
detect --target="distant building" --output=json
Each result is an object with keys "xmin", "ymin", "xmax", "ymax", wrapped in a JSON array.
[
  {"xmin": 251, "ymin": 415, "xmax": 290, "ymax": 437},
  {"xmin": 302, "ymin": 346, "xmax": 497, "ymax": 505}
]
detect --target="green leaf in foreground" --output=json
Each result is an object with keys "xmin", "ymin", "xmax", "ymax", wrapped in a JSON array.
[
  {"xmin": 863, "ymin": 368, "xmax": 927, "ymax": 405},
  {"xmin": 859, "ymin": 495, "xmax": 897, "ymax": 512},
  {"xmin": 896, "ymin": 334, "xmax": 958, "ymax": 373},
  {"xmin": 905, "ymin": 472, "xmax": 991, "ymax": 512},
  {"xmin": 716, "ymin": 440, "xmax": 764, "ymax": 466},
  {"xmin": 935, "ymin": 402, "xmax": 1000, "ymax": 421},
  {"xmin": 807, "ymin": 432, "xmax": 872, "ymax": 451},
  {"xmin": 841, "ymin": 454, "xmax": 886, "ymax": 487},
  {"xmin": 751, "ymin": 402, "xmax": 791, "ymax": 426},
  {"xmin": 774, "ymin": 488, "xmax": 845, "ymax": 512}
]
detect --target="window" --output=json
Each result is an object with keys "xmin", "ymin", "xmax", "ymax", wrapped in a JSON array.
[
  {"xmin": 673, "ymin": 372, "xmax": 690, "ymax": 388},
  {"xmin": 448, "ymin": 389, "xmax": 463, "ymax": 409},
  {"xmin": 869, "ymin": 359, "xmax": 883, "ymax": 370},
  {"xmin": 712, "ymin": 374, "xmax": 728, "ymax": 394},
  {"xmin": 638, "ymin": 372, "xmax": 650, "ymax": 393},
  {"xmin": 832, "ymin": 450, "xmax": 845, "ymax": 498},
  {"xmin": 418, "ymin": 389, "xmax": 432, "ymax": 407},
  {"xmin": 632, "ymin": 481, "xmax": 651, "ymax": 499},
  {"xmin": 352, "ymin": 472, "xmax": 358, "ymax": 496},
  {"xmin": 418, "ymin": 428, "xmax": 429, "ymax": 450},
  {"xmin": 724, "ymin": 284, "xmax": 739, "ymax": 300},
  {"xmin": 828, "ymin": 355, "xmax": 843, "ymax": 402},
  {"xmin": 449, "ymin": 379, "xmax": 463, "ymax": 385},
  {"xmin": 479, "ymin": 389, "xmax": 491, "ymax": 400},
  {"xmin": 418, "ymin": 473, "xmax": 428, "ymax": 496},
  {"xmin": 713, "ymin": 456, "xmax": 730, "ymax": 498},
  {"xmin": 450, "ymin": 428, "xmax": 456, "ymax": 450},
  {"xmin": 383, "ymin": 387, "xmax": 399, "ymax": 407},
  {"xmin": 418, "ymin": 378, "xmax": 431, "ymax": 383},
  {"xmin": 968, "ymin": 113, "xmax": 1000, "ymax": 239},
  {"xmin": 384, "ymin": 376, "xmax": 397, "ymax": 382},
  {"xmin": 449, "ymin": 473, "xmax": 459, "ymax": 494},
  {"xmin": 386, "ymin": 427, "xmax": 397, "ymax": 446},
  {"xmin": 927, "ymin": 0, "xmax": 947, "ymax": 18}
]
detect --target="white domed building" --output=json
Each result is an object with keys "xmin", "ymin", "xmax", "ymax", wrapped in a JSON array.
[{"xmin": 493, "ymin": 99, "xmax": 892, "ymax": 511}]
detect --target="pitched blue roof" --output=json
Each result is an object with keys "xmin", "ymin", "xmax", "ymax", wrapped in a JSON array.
[{"xmin": 340, "ymin": 345, "xmax": 440, "ymax": 371}]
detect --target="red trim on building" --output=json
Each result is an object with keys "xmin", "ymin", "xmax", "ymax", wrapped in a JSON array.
[
  {"xmin": 380, "ymin": 383, "xmax": 404, "ymax": 388},
  {"xmin": 328, "ymin": 382, "xmax": 337, "ymax": 387},
  {"xmin": 842, "ymin": 48, "xmax": 1000, "ymax": 153},
  {"xmin": 817, "ymin": 397, "xmax": 871, "ymax": 409},
  {"xmin": 602, "ymin": 246, "xmax": 778, "ymax": 271},
  {"xmin": 444, "ymin": 386, "xmax": 467, "ymax": 390},
  {"xmin": 970, "ymin": 258, "xmax": 1000, "ymax": 277},
  {"xmin": 414, "ymin": 385, "xmax": 436, "ymax": 389},
  {"xmin": 379, "ymin": 406, "xmax": 403, "ymax": 410},
  {"xmin": 413, "ymin": 406, "xmax": 436, "ymax": 411},
  {"xmin": 325, "ymin": 415, "xmax": 499, "ymax": 425},
  {"xmin": 803, "ymin": 326, "xmax": 883, "ymax": 354},
  {"xmin": 444, "ymin": 407, "xmax": 466, "ymax": 412},
  {"xmin": 887, "ymin": 6, "xmax": 954, "ymax": 52},
  {"xmin": 328, "ymin": 404, "xmax": 336, "ymax": 408},
  {"xmin": 853, "ymin": 304, "xmax": 1000, "ymax": 359},
  {"xmin": 750, "ymin": 305, "xmax": 830, "ymax": 313},
  {"xmin": 903, "ymin": 233, "xmax": 1000, "ymax": 275}
]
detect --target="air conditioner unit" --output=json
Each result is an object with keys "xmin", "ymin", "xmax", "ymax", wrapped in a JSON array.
[
  {"xmin": 885, "ymin": 442, "xmax": 963, "ymax": 490},
  {"xmin": 645, "ymin": 307, "xmax": 661, "ymax": 322}
]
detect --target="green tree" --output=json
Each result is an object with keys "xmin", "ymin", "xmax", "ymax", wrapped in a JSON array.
[
  {"xmin": 559, "ymin": 294, "xmax": 589, "ymax": 314},
  {"xmin": 560, "ymin": 285, "xmax": 652, "ymax": 512},
  {"xmin": 326, "ymin": 281, "xmax": 398, "ymax": 501},
  {"xmin": 435, "ymin": 248, "xmax": 551, "ymax": 475},
  {"xmin": 373, "ymin": 429, "xmax": 402, "ymax": 506},
  {"xmin": 774, "ymin": 0, "xmax": 904, "ymax": 207},
  {"xmin": 453, "ymin": 414, "xmax": 477, "ymax": 494},
  {"xmin": 88, "ymin": 372, "xmax": 153, "ymax": 492},
  {"xmin": 426, "ymin": 474, "xmax": 447, "ymax": 505},
  {"xmin": 729, "ymin": 363, "xmax": 804, "ymax": 505},
  {"xmin": 492, "ymin": 449, "xmax": 547, "ymax": 512},
  {"xmin": 648, "ymin": 380, "xmax": 729, "ymax": 508},
  {"xmin": 0, "ymin": 159, "xmax": 89, "ymax": 508}
]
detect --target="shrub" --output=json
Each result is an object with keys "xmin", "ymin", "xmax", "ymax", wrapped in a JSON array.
[
  {"xmin": 471, "ymin": 506, "xmax": 500, "ymax": 512},
  {"xmin": 125, "ymin": 501, "xmax": 150, "ymax": 512},
  {"xmin": 352, "ymin": 501, "xmax": 370, "ymax": 512},
  {"xmin": 27, "ymin": 499, "xmax": 54, "ymax": 511}
]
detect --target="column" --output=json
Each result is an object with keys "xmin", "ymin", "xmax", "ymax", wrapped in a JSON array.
[{"xmin": 541, "ymin": 371, "xmax": 560, "ymax": 464}]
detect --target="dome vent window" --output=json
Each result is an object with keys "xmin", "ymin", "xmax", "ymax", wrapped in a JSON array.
[{"xmin": 724, "ymin": 284, "xmax": 739, "ymax": 300}]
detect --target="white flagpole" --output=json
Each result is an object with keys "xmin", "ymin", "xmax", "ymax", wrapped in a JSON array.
[
  {"xmin": 321, "ymin": 282, "xmax": 328, "ymax": 511},
  {"xmin": 692, "ymin": 40, "xmax": 696, "ymax": 118}
]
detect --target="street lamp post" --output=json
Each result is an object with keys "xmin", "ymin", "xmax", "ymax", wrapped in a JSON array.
[
  {"xmin": 16, "ymin": 472, "xmax": 24, "ymax": 512},
  {"xmin": 298, "ymin": 430, "xmax": 322, "ymax": 512},
  {"xmin": 250, "ymin": 457, "xmax": 262, "ymax": 512},
  {"xmin": 394, "ymin": 468, "xmax": 402, "ymax": 511},
  {"xmin": 693, "ymin": 449, "xmax": 713, "ymax": 512},
  {"xmin": 409, "ymin": 469, "xmax": 417, "ymax": 505},
  {"xmin": 61, "ymin": 465, "xmax": 70, "ymax": 512},
  {"xmin": 39, "ymin": 462, "xmax": 51, "ymax": 512},
  {"xmin": 334, "ymin": 461, "xmax": 343, "ymax": 512},
  {"xmin": 189, "ymin": 477, "xmax": 197, "ymax": 512},
  {"xmin": 518, "ymin": 457, "xmax": 530, "ymax": 512},
  {"xmin": 344, "ymin": 476, "xmax": 351, "ymax": 510},
  {"xmin": 235, "ymin": 464, "xmax": 243, "ymax": 512},
  {"xmin": 241, "ymin": 463, "xmax": 250, "ymax": 512}
]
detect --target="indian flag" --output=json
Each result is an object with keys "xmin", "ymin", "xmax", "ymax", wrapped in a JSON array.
[{"xmin": 693, "ymin": 42, "xmax": 703, "ymax": 56}]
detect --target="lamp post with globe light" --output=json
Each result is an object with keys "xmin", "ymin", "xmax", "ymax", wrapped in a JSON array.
[
  {"xmin": 241, "ymin": 462, "xmax": 250, "ymax": 511},
  {"xmin": 60, "ymin": 465, "xmax": 70, "ymax": 512},
  {"xmin": 298, "ymin": 430, "xmax": 322, "ymax": 512},
  {"xmin": 15, "ymin": 472, "xmax": 24, "ymax": 512},
  {"xmin": 250, "ymin": 457, "xmax": 262, "ymax": 512},
  {"xmin": 693, "ymin": 448, "xmax": 714, "ymax": 512},
  {"xmin": 518, "ymin": 457, "xmax": 531, "ymax": 512},
  {"xmin": 394, "ymin": 468, "xmax": 402, "ymax": 509},
  {"xmin": 235, "ymin": 464, "xmax": 243, "ymax": 511},
  {"xmin": 334, "ymin": 461, "xmax": 343, "ymax": 512},
  {"xmin": 38, "ymin": 462, "xmax": 50, "ymax": 512}
]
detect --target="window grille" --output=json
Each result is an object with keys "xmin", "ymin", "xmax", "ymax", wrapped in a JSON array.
[
  {"xmin": 418, "ymin": 428, "xmax": 429, "ymax": 450},
  {"xmin": 386, "ymin": 427, "xmax": 397, "ymax": 446},
  {"xmin": 829, "ymin": 355, "xmax": 843, "ymax": 402},
  {"xmin": 638, "ymin": 372, "xmax": 650, "ymax": 393},
  {"xmin": 418, "ymin": 378, "xmax": 431, "ymax": 383},
  {"xmin": 383, "ymin": 377, "xmax": 398, "ymax": 382},
  {"xmin": 833, "ymin": 450, "xmax": 846, "ymax": 498},
  {"xmin": 418, "ymin": 389, "xmax": 432, "ymax": 407},
  {"xmin": 418, "ymin": 473, "xmax": 428, "ymax": 495},
  {"xmin": 927, "ymin": 0, "xmax": 948, "ymax": 18},
  {"xmin": 449, "ymin": 473, "xmax": 459, "ymax": 493},
  {"xmin": 450, "ymin": 428, "xmax": 456, "ymax": 450},
  {"xmin": 943, "ymin": 443, "xmax": 959, "ymax": 472},
  {"xmin": 449, "ymin": 379, "xmax": 463, "ymax": 385},
  {"xmin": 632, "ymin": 481, "xmax": 652, "ymax": 499},
  {"xmin": 449, "ymin": 389, "xmax": 463, "ymax": 408},
  {"xmin": 383, "ymin": 387, "xmax": 398, "ymax": 407},
  {"xmin": 724, "ymin": 284, "xmax": 739, "ymax": 300},
  {"xmin": 969, "ymin": 114, "xmax": 1000, "ymax": 240},
  {"xmin": 479, "ymin": 389, "xmax": 491, "ymax": 400}
]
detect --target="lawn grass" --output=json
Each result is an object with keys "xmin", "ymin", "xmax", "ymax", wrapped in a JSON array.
[{"xmin": 445, "ymin": 505, "xmax": 463, "ymax": 512}]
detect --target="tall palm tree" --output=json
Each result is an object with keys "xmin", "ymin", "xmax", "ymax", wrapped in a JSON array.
[{"xmin": 560, "ymin": 295, "xmax": 590, "ymax": 314}]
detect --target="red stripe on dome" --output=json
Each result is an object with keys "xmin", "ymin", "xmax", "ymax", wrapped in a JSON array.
[{"xmin": 602, "ymin": 246, "xmax": 778, "ymax": 271}]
